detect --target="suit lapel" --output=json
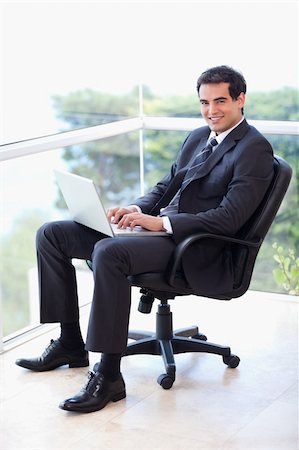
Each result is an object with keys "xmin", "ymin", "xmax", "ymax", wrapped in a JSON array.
[
  {"xmin": 185, "ymin": 119, "xmax": 250, "ymax": 185},
  {"xmin": 149, "ymin": 167, "xmax": 188, "ymax": 215}
]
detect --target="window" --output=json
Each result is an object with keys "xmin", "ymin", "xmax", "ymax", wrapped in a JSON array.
[{"xmin": 1, "ymin": 1, "xmax": 298, "ymax": 343}]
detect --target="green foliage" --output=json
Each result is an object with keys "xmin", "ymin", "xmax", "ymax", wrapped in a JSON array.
[
  {"xmin": 272, "ymin": 243, "xmax": 299, "ymax": 295},
  {"xmin": 143, "ymin": 130, "xmax": 188, "ymax": 189},
  {"xmin": 143, "ymin": 93, "xmax": 199, "ymax": 117},
  {"xmin": 245, "ymin": 88, "xmax": 299, "ymax": 121},
  {"xmin": 0, "ymin": 211, "xmax": 48, "ymax": 335},
  {"xmin": 52, "ymin": 87, "xmax": 140, "ymax": 128},
  {"xmin": 53, "ymin": 87, "xmax": 143, "ymax": 206},
  {"xmin": 57, "ymin": 133, "xmax": 141, "ymax": 207}
]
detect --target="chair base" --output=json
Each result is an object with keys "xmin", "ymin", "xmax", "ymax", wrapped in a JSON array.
[{"xmin": 123, "ymin": 302, "xmax": 240, "ymax": 389}]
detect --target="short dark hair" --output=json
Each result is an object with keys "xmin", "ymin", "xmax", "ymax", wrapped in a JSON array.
[{"xmin": 196, "ymin": 65, "xmax": 247, "ymax": 100}]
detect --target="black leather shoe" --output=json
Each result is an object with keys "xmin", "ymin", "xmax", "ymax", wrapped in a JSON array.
[
  {"xmin": 59, "ymin": 371, "xmax": 126, "ymax": 413},
  {"xmin": 15, "ymin": 339, "xmax": 89, "ymax": 372}
]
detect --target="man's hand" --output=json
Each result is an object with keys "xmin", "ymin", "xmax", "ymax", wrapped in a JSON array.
[
  {"xmin": 118, "ymin": 212, "xmax": 165, "ymax": 232},
  {"xmin": 107, "ymin": 206, "xmax": 165, "ymax": 232},
  {"xmin": 106, "ymin": 206, "xmax": 138, "ymax": 224}
]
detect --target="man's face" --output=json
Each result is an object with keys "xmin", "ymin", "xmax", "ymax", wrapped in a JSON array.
[{"xmin": 199, "ymin": 82, "xmax": 245, "ymax": 134}]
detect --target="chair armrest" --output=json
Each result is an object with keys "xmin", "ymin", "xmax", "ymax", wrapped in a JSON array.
[{"xmin": 167, "ymin": 232, "xmax": 262, "ymax": 286}]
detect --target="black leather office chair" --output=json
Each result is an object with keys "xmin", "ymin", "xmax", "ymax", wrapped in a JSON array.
[
  {"xmin": 123, "ymin": 155, "xmax": 292, "ymax": 389},
  {"xmin": 87, "ymin": 155, "xmax": 292, "ymax": 389}
]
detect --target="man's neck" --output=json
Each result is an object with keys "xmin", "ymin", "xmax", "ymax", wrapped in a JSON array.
[{"xmin": 211, "ymin": 116, "xmax": 244, "ymax": 141}]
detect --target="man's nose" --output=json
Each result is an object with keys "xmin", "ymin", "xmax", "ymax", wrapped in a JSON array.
[{"xmin": 208, "ymin": 103, "xmax": 217, "ymax": 115}]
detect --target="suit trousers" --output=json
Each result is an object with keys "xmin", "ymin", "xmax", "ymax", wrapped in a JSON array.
[{"xmin": 36, "ymin": 220, "xmax": 176, "ymax": 353}]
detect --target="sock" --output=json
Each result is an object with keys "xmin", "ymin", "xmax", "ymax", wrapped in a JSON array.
[
  {"xmin": 59, "ymin": 322, "xmax": 85, "ymax": 351},
  {"xmin": 96, "ymin": 353, "xmax": 122, "ymax": 381}
]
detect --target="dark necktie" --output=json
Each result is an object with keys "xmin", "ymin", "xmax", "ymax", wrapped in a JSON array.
[
  {"xmin": 160, "ymin": 137, "xmax": 218, "ymax": 217},
  {"xmin": 181, "ymin": 137, "xmax": 218, "ymax": 190}
]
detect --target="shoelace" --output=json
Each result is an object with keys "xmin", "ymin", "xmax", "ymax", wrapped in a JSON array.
[
  {"xmin": 83, "ymin": 371, "xmax": 104, "ymax": 397},
  {"xmin": 41, "ymin": 339, "xmax": 56, "ymax": 358}
]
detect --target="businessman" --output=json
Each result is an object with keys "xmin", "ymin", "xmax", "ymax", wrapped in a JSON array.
[{"xmin": 15, "ymin": 65, "xmax": 274, "ymax": 413}]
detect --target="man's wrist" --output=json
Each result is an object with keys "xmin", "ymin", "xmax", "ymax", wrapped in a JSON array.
[{"xmin": 128, "ymin": 206, "xmax": 172, "ymax": 233}]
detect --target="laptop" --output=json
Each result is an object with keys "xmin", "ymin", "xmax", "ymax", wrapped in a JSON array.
[{"xmin": 54, "ymin": 170, "xmax": 169, "ymax": 237}]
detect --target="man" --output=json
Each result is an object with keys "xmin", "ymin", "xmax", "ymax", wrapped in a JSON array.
[{"xmin": 15, "ymin": 65, "xmax": 274, "ymax": 413}]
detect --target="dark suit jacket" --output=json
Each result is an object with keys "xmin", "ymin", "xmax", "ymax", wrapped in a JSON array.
[{"xmin": 134, "ymin": 119, "xmax": 274, "ymax": 295}]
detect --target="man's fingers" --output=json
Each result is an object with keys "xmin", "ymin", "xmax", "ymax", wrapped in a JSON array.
[{"xmin": 118, "ymin": 212, "xmax": 138, "ymax": 228}]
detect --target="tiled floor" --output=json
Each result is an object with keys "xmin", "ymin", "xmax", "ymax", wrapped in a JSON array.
[{"xmin": 0, "ymin": 289, "xmax": 298, "ymax": 450}]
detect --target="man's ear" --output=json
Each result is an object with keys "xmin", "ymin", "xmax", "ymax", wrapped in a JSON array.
[{"xmin": 238, "ymin": 92, "xmax": 246, "ymax": 108}]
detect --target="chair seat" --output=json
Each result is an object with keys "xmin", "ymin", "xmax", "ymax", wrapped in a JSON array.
[{"xmin": 128, "ymin": 272, "xmax": 193, "ymax": 296}]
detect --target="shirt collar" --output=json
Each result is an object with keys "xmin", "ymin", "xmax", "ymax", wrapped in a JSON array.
[{"xmin": 208, "ymin": 116, "xmax": 244, "ymax": 145}]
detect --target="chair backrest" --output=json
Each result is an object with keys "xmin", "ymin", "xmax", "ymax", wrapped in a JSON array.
[{"xmin": 228, "ymin": 154, "xmax": 292, "ymax": 297}]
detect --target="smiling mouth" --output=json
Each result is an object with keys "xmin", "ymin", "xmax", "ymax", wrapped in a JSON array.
[{"xmin": 209, "ymin": 116, "xmax": 223, "ymax": 121}]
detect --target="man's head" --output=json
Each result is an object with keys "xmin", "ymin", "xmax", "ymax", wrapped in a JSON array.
[{"xmin": 197, "ymin": 65, "xmax": 246, "ymax": 134}]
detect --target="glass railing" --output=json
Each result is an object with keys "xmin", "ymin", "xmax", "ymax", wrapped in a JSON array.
[{"xmin": 1, "ymin": 117, "xmax": 298, "ymax": 351}]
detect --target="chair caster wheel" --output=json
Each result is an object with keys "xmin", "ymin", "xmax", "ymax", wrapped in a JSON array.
[
  {"xmin": 192, "ymin": 333, "xmax": 208, "ymax": 341},
  {"xmin": 157, "ymin": 373, "xmax": 174, "ymax": 389},
  {"xmin": 223, "ymin": 354, "xmax": 240, "ymax": 368}
]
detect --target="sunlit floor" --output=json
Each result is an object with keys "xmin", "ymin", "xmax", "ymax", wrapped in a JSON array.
[{"xmin": 0, "ymin": 288, "xmax": 298, "ymax": 450}]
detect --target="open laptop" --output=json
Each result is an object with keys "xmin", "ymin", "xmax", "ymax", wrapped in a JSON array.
[{"xmin": 54, "ymin": 170, "xmax": 169, "ymax": 237}]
